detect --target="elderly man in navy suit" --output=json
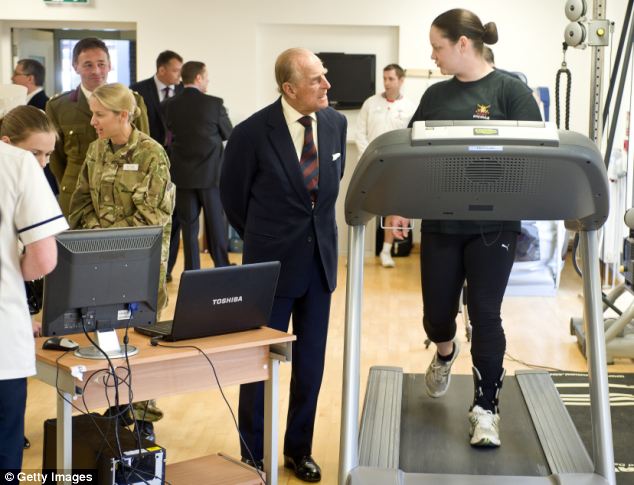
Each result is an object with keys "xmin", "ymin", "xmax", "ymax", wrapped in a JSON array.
[{"xmin": 220, "ymin": 47, "xmax": 346, "ymax": 482}]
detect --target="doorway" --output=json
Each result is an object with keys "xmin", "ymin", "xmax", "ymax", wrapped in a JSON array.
[{"xmin": 12, "ymin": 27, "xmax": 136, "ymax": 95}]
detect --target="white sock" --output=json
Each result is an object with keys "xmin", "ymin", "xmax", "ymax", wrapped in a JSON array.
[{"xmin": 381, "ymin": 242, "xmax": 392, "ymax": 254}]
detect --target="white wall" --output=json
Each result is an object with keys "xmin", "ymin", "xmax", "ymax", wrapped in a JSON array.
[
  {"xmin": 1, "ymin": 0, "xmax": 629, "ymax": 251},
  {"xmin": 4, "ymin": 0, "xmax": 623, "ymax": 127}
]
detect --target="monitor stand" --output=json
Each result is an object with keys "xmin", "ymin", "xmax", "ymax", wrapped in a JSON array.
[{"xmin": 75, "ymin": 329, "xmax": 139, "ymax": 359}]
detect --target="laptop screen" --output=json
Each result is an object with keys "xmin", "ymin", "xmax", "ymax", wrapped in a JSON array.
[{"xmin": 169, "ymin": 261, "xmax": 281, "ymax": 340}]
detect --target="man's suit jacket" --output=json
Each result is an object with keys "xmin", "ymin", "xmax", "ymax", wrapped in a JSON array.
[
  {"xmin": 130, "ymin": 77, "xmax": 183, "ymax": 146},
  {"xmin": 220, "ymin": 97, "xmax": 347, "ymax": 297},
  {"xmin": 28, "ymin": 90, "xmax": 49, "ymax": 110},
  {"xmin": 162, "ymin": 87, "xmax": 232, "ymax": 189}
]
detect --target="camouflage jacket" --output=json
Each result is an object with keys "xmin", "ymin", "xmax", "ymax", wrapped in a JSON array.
[
  {"xmin": 46, "ymin": 86, "xmax": 150, "ymax": 217},
  {"xmin": 68, "ymin": 128, "xmax": 174, "ymax": 230}
]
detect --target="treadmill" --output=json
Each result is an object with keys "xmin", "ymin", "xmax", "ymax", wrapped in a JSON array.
[{"xmin": 338, "ymin": 121, "xmax": 616, "ymax": 485}]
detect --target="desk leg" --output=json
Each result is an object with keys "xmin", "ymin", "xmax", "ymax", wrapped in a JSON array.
[
  {"xmin": 264, "ymin": 358, "xmax": 279, "ymax": 485},
  {"xmin": 56, "ymin": 391, "xmax": 72, "ymax": 484}
]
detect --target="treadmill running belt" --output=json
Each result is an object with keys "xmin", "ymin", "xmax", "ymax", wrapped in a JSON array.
[{"xmin": 399, "ymin": 374, "xmax": 550, "ymax": 476}]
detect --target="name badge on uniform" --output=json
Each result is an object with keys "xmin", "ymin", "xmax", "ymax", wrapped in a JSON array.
[{"xmin": 123, "ymin": 163, "xmax": 139, "ymax": 171}]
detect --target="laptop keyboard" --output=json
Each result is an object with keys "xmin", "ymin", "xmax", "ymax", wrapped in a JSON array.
[
  {"xmin": 152, "ymin": 321, "xmax": 173, "ymax": 334},
  {"xmin": 135, "ymin": 320, "xmax": 173, "ymax": 336}
]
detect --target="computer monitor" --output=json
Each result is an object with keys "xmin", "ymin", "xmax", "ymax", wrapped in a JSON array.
[{"xmin": 42, "ymin": 226, "xmax": 163, "ymax": 359}]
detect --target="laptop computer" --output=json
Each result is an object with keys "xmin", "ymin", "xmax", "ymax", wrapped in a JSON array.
[{"xmin": 134, "ymin": 261, "xmax": 280, "ymax": 341}]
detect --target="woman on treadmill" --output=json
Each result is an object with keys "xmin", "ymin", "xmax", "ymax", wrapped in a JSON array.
[{"xmin": 388, "ymin": 8, "xmax": 542, "ymax": 447}]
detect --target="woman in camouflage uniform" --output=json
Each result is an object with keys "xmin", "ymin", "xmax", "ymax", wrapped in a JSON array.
[
  {"xmin": 69, "ymin": 82, "xmax": 174, "ymax": 310},
  {"xmin": 68, "ymin": 83, "xmax": 174, "ymax": 439}
]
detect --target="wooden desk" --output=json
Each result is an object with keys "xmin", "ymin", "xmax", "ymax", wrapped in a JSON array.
[{"xmin": 35, "ymin": 327, "xmax": 295, "ymax": 485}]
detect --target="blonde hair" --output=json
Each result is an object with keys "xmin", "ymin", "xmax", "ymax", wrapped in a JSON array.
[
  {"xmin": 91, "ymin": 82, "xmax": 141, "ymax": 123},
  {"xmin": 0, "ymin": 105, "xmax": 56, "ymax": 144}
]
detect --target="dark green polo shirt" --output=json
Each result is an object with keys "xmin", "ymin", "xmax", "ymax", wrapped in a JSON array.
[{"xmin": 408, "ymin": 69, "xmax": 543, "ymax": 235}]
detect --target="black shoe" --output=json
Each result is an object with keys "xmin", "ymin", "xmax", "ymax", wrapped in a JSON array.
[
  {"xmin": 284, "ymin": 455, "xmax": 321, "ymax": 482},
  {"xmin": 24, "ymin": 437, "xmax": 30, "ymax": 449},
  {"xmin": 240, "ymin": 456, "xmax": 264, "ymax": 471},
  {"xmin": 135, "ymin": 420, "xmax": 155, "ymax": 442},
  {"xmin": 166, "ymin": 273, "xmax": 173, "ymax": 283}
]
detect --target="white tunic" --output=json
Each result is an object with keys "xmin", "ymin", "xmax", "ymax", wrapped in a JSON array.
[
  {"xmin": 355, "ymin": 93, "xmax": 417, "ymax": 155},
  {"xmin": 0, "ymin": 142, "xmax": 68, "ymax": 380}
]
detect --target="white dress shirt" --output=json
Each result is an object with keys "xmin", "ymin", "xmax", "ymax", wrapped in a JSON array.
[
  {"xmin": 281, "ymin": 96, "xmax": 319, "ymax": 161},
  {"xmin": 154, "ymin": 75, "xmax": 174, "ymax": 102}
]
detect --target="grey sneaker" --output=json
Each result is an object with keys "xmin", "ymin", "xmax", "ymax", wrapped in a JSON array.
[
  {"xmin": 469, "ymin": 405, "xmax": 501, "ymax": 447},
  {"xmin": 424, "ymin": 340, "xmax": 460, "ymax": 397}
]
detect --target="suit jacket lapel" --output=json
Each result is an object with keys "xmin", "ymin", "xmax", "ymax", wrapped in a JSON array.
[
  {"xmin": 268, "ymin": 98, "xmax": 312, "ymax": 206},
  {"xmin": 316, "ymin": 109, "xmax": 336, "ymax": 205},
  {"xmin": 148, "ymin": 79, "xmax": 160, "ymax": 110}
]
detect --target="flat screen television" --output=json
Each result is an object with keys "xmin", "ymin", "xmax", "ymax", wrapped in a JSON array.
[
  {"xmin": 42, "ymin": 226, "xmax": 163, "ymax": 359},
  {"xmin": 317, "ymin": 52, "xmax": 376, "ymax": 110}
]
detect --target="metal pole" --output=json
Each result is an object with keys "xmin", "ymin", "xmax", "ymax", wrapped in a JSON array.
[
  {"xmin": 579, "ymin": 230, "xmax": 616, "ymax": 485},
  {"xmin": 57, "ymin": 391, "xmax": 73, "ymax": 485},
  {"xmin": 590, "ymin": 0, "xmax": 608, "ymax": 147},
  {"xmin": 338, "ymin": 224, "xmax": 365, "ymax": 485},
  {"xmin": 264, "ymin": 357, "xmax": 280, "ymax": 485}
]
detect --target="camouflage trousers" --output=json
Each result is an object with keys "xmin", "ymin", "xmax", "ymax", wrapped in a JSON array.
[
  {"xmin": 132, "ymin": 400, "xmax": 164, "ymax": 422},
  {"xmin": 129, "ymin": 223, "xmax": 171, "ymax": 423},
  {"xmin": 157, "ymin": 220, "xmax": 171, "ymax": 311}
]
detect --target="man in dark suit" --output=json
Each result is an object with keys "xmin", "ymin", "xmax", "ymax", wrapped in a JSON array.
[
  {"xmin": 131, "ymin": 50, "xmax": 183, "ymax": 281},
  {"xmin": 12, "ymin": 58, "xmax": 57, "ymax": 194},
  {"xmin": 163, "ymin": 61, "xmax": 231, "ymax": 270},
  {"xmin": 12, "ymin": 59, "xmax": 48, "ymax": 110},
  {"xmin": 220, "ymin": 47, "xmax": 347, "ymax": 482}
]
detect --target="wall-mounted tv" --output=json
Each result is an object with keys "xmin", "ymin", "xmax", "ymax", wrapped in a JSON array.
[{"xmin": 317, "ymin": 52, "xmax": 376, "ymax": 110}]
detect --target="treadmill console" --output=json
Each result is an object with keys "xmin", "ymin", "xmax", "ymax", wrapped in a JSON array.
[{"xmin": 411, "ymin": 120, "xmax": 560, "ymax": 147}]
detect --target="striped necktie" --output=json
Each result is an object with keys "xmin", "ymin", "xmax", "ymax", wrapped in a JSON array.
[{"xmin": 298, "ymin": 115, "xmax": 319, "ymax": 202}]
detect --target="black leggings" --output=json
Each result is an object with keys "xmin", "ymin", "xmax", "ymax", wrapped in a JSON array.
[{"xmin": 421, "ymin": 231, "xmax": 517, "ymax": 390}]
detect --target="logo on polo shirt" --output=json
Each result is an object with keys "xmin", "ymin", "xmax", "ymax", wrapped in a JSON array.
[{"xmin": 473, "ymin": 104, "xmax": 491, "ymax": 120}]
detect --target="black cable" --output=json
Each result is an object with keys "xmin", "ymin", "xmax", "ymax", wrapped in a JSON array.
[
  {"xmin": 570, "ymin": 232, "xmax": 623, "ymax": 316},
  {"xmin": 572, "ymin": 232, "xmax": 582, "ymax": 277},
  {"xmin": 604, "ymin": 2, "xmax": 634, "ymax": 169},
  {"xmin": 120, "ymin": 315, "xmax": 153, "ymax": 480},
  {"xmin": 80, "ymin": 317, "xmax": 127, "ymax": 478},
  {"xmin": 53, "ymin": 341, "xmax": 168, "ymax": 485},
  {"xmin": 504, "ymin": 351, "xmax": 566, "ymax": 373},
  {"xmin": 152, "ymin": 339, "xmax": 266, "ymax": 485}
]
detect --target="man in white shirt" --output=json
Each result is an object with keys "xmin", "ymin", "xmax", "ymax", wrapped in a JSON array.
[
  {"xmin": 0, "ymin": 141, "xmax": 67, "ymax": 475},
  {"xmin": 356, "ymin": 64, "xmax": 416, "ymax": 267}
]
